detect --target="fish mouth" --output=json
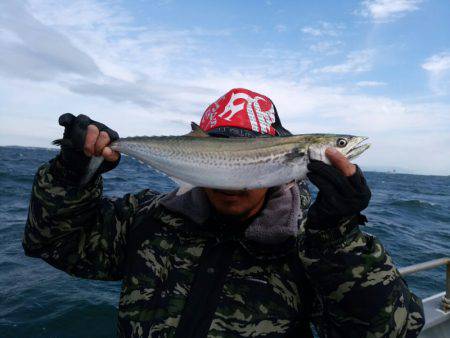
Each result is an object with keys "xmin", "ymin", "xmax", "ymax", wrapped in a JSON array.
[{"xmin": 347, "ymin": 137, "xmax": 370, "ymax": 161}]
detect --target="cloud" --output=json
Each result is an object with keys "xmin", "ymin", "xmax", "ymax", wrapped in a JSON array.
[
  {"xmin": 422, "ymin": 52, "xmax": 450, "ymax": 95},
  {"xmin": 187, "ymin": 75, "xmax": 450, "ymax": 174},
  {"xmin": 309, "ymin": 41, "xmax": 343, "ymax": 55},
  {"xmin": 0, "ymin": 1, "xmax": 100, "ymax": 81},
  {"xmin": 303, "ymin": 23, "xmax": 344, "ymax": 56},
  {"xmin": 356, "ymin": 80, "xmax": 386, "ymax": 87},
  {"xmin": 0, "ymin": 0, "xmax": 449, "ymax": 175},
  {"xmin": 65, "ymin": 77, "xmax": 220, "ymax": 115},
  {"xmin": 422, "ymin": 52, "xmax": 450, "ymax": 73},
  {"xmin": 301, "ymin": 22, "xmax": 343, "ymax": 37},
  {"xmin": 359, "ymin": 0, "xmax": 422, "ymax": 22},
  {"xmin": 25, "ymin": 0, "xmax": 231, "ymax": 79},
  {"xmin": 275, "ymin": 24, "xmax": 287, "ymax": 33},
  {"xmin": 0, "ymin": 0, "xmax": 227, "ymax": 109},
  {"xmin": 315, "ymin": 49, "xmax": 374, "ymax": 74}
]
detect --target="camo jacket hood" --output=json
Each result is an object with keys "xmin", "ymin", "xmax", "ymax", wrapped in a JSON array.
[{"xmin": 160, "ymin": 184, "xmax": 302, "ymax": 245}]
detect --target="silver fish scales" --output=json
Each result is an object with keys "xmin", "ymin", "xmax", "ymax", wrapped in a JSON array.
[{"xmin": 83, "ymin": 126, "xmax": 370, "ymax": 189}]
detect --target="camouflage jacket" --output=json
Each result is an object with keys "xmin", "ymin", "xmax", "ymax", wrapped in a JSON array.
[{"xmin": 23, "ymin": 159, "xmax": 425, "ymax": 337}]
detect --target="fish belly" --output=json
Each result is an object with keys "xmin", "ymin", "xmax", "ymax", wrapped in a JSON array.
[{"xmin": 130, "ymin": 152, "xmax": 307, "ymax": 189}]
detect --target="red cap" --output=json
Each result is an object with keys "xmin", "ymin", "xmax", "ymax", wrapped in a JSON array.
[{"xmin": 200, "ymin": 88, "xmax": 278, "ymax": 136}]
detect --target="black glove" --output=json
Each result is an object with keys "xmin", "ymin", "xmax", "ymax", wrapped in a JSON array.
[
  {"xmin": 54, "ymin": 113, "xmax": 120, "ymax": 179},
  {"xmin": 306, "ymin": 160, "xmax": 371, "ymax": 229}
]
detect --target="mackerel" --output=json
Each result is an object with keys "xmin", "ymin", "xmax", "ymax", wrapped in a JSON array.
[{"xmin": 80, "ymin": 123, "xmax": 369, "ymax": 189}]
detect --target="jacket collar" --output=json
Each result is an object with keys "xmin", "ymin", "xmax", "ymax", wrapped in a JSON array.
[{"xmin": 159, "ymin": 184, "xmax": 302, "ymax": 245}]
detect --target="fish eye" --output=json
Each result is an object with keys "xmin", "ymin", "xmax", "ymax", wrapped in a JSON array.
[{"xmin": 336, "ymin": 138, "xmax": 348, "ymax": 148}]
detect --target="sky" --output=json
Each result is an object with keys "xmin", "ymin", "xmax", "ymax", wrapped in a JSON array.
[{"xmin": 0, "ymin": 0, "xmax": 449, "ymax": 175}]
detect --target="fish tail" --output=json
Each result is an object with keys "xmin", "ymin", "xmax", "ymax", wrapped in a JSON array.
[
  {"xmin": 79, "ymin": 156, "xmax": 104, "ymax": 186},
  {"xmin": 52, "ymin": 139, "xmax": 105, "ymax": 186},
  {"xmin": 52, "ymin": 138, "xmax": 73, "ymax": 148}
]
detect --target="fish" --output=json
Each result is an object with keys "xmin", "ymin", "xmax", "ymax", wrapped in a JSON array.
[{"xmin": 56, "ymin": 123, "xmax": 370, "ymax": 190}]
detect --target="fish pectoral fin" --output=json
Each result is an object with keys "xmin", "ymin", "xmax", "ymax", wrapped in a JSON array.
[
  {"xmin": 170, "ymin": 177, "xmax": 195, "ymax": 195},
  {"xmin": 307, "ymin": 146, "xmax": 331, "ymax": 165},
  {"xmin": 185, "ymin": 122, "xmax": 209, "ymax": 138}
]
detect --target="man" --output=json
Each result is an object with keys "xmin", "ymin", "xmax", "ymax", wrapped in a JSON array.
[{"xmin": 23, "ymin": 88, "xmax": 424, "ymax": 337}]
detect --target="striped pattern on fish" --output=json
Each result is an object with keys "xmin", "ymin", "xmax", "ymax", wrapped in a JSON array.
[{"xmin": 83, "ymin": 126, "xmax": 369, "ymax": 189}]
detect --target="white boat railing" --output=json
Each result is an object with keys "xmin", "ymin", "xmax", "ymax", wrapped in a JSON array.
[{"xmin": 399, "ymin": 257, "xmax": 450, "ymax": 312}]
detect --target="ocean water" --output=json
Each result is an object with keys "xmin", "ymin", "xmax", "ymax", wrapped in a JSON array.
[{"xmin": 0, "ymin": 146, "xmax": 449, "ymax": 337}]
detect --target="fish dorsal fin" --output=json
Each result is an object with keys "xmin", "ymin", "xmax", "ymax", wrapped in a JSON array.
[{"xmin": 185, "ymin": 122, "xmax": 208, "ymax": 137}]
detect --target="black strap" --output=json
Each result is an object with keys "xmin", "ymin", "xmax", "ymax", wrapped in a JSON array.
[
  {"xmin": 285, "ymin": 252, "xmax": 314, "ymax": 338},
  {"xmin": 174, "ymin": 240, "xmax": 237, "ymax": 338}
]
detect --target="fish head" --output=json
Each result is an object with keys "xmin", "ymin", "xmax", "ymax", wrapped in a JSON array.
[{"xmin": 308, "ymin": 134, "xmax": 370, "ymax": 164}]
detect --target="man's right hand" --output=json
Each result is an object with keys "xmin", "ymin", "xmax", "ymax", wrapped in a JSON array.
[
  {"xmin": 57, "ymin": 113, "xmax": 120, "ymax": 177},
  {"xmin": 82, "ymin": 120, "xmax": 120, "ymax": 161}
]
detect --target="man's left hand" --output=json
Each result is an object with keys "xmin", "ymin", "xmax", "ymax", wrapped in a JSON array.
[
  {"xmin": 306, "ymin": 148, "xmax": 371, "ymax": 229},
  {"xmin": 324, "ymin": 148, "xmax": 356, "ymax": 177}
]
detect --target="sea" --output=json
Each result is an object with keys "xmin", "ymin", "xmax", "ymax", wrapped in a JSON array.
[{"xmin": 0, "ymin": 146, "xmax": 449, "ymax": 338}]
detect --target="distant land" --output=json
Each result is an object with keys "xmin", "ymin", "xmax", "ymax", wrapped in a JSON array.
[{"xmin": 360, "ymin": 165, "xmax": 417, "ymax": 175}]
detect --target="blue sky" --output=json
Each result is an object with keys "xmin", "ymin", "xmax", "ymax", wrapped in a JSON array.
[{"xmin": 0, "ymin": 0, "xmax": 449, "ymax": 175}]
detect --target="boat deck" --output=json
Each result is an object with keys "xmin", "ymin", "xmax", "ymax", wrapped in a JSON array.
[{"xmin": 399, "ymin": 258, "xmax": 450, "ymax": 338}]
